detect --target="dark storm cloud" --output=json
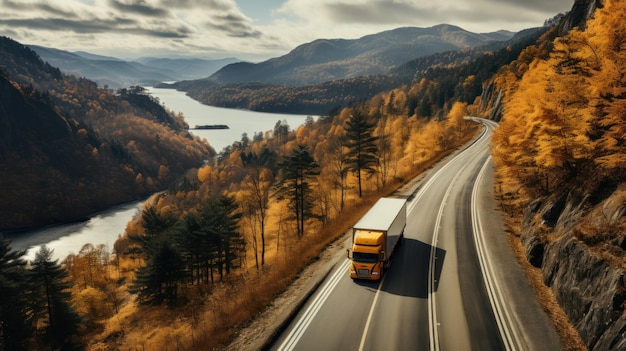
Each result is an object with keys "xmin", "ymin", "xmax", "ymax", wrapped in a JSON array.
[
  {"xmin": 206, "ymin": 11, "xmax": 262, "ymax": 38},
  {"xmin": 0, "ymin": 17, "xmax": 190, "ymax": 38},
  {"xmin": 109, "ymin": 0, "xmax": 170, "ymax": 17},
  {"xmin": 2, "ymin": 0, "xmax": 77, "ymax": 18}
]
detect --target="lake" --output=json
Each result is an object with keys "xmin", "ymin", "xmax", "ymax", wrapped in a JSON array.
[
  {"xmin": 7, "ymin": 89, "xmax": 312, "ymax": 262},
  {"xmin": 146, "ymin": 87, "xmax": 313, "ymax": 152}
]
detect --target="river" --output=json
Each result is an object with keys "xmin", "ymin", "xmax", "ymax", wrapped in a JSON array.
[
  {"xmin": 6, "ymin": 88, "xmax": 311, "ymax": 262},
  {"xmin": 5, "ymin": 201, "xmax": 145, "ymax": 262},
  {"xmin": 145, "ymin": 87, "xmax": 312, "ymax": 152}
]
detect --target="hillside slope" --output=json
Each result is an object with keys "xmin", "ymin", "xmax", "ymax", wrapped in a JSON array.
[
  {"xmin": 487, "ymin": 0, "xmax": 625, "ymax": 349},
  {"xmin": 0, "ymin": 37, "xmax": 212, "ymax": 231}
]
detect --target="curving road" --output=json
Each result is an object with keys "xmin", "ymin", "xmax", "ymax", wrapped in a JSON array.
[{"xmin": 270, "ymin": 119, "xmax": 562, "ymax": 351}]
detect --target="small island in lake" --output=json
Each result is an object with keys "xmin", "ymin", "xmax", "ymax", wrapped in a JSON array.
[{"xmin": 193, "ymin": 124, "xmax": 229, "ymax": 130}]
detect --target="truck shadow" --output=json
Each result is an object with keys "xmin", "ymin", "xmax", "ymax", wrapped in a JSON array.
[{"xmin": 380, "ymin": 238, "xmax": 446, "ymax": 299}]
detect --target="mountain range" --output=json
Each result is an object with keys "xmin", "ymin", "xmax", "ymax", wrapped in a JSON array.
[
  {"xmin": 28, "ymin": 45, "xmax": 239, "ymax": 89},
  {"xmin": 28, "ymin": 24, "xmax": 514, "ymax": 92},
  {"xmin": 207, "ymin": 24, "xmax": 514, "ymax": 85},
  {"xmin": 162, "ymin": 26, "xmax": 537, "ymax": 115}
]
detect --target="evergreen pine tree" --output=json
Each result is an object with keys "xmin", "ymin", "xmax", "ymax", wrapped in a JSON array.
[
  {"xmin": 0, "ymin": 237, "xmax": 33, "ymax": 351},
  {"xmin": 30, "ymin": 245, "xmax": 82, "ymax": 351},
  {"xmin": 176, "ymin": 196, "xmax": 245, "ymax": 283},
  {"xmin": 276, "ymin": 144, "xmax": 321, "ymax": 236},
  {"xmin": 129, "ymin": 206, "xmax": 185, "ymax": 305},
  {"xmin": 345, "ymin": 110, "xmax": 378, "ymax": 197},
  {"xmin": 130, "ymin": 238, "xmax": 186, "ymax": 305},
  {"xmin": 213, "ymin": 196, "xmax": 245, "ymax": 276}
]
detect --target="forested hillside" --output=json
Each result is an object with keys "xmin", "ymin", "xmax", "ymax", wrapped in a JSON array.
[
  {"xmin": 0, "ymin": 37, "xmax": 213, "ymax": 231},
  {"xmin": 489, "ymin": 0, "xmax": 625, "ymax": 349}
]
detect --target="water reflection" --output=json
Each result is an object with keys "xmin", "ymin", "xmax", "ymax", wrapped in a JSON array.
[
  {"xmin": 5, "ymin": 200, "xmax": 144, "ymax": 262},
  {"xmin": 146, "ymin": 87, "xmax": 312, "ymax": 152}
]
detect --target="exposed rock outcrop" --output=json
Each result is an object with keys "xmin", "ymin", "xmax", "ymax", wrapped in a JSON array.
[
  {"xmin": 554, "ymin": 0, "xmax": 604, "ymax": 35},
  {"xmin": 521, "ymin": 192, "xmax": 626, "ymax": 350}
]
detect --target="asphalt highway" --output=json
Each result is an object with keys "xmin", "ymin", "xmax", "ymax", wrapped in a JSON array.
[{"xmin": 270, "ymin": 119, "xmax": 562, "ymax": 351}]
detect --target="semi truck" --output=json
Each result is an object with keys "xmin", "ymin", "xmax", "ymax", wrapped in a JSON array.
[{"xmin": 346, "ymin": 197, "xmax": 407, "ymax": 280}]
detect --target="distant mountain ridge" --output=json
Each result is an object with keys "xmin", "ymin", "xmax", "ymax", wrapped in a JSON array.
[
  {"xmin": 164, "ymin": 24, "xmax": 528, "ymax": 115},
  {"xmin": 28, "ymin": 45, "xmax": 239, "ymax": 89},
  {"xmin": 208, "ymin": 24, "xmax": 515, "ymax": 85}
]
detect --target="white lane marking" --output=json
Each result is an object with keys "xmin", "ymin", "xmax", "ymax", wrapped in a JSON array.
[
  {"xmin": 407, "ymin": 122, "xmax": 488, "ymax": 213},
  {"xmin": 472, "ymin": 155, "xmax": 522, "ymax": 351},
  {"xmin": 407, "ymin": 120, "xmax": 490, "ymax": 351},
  {"xmin": 428, "ymin": 153, "xmax": 470, "ymax": 351},
  {"xmin": 358, "ymin": 274, "xmax": 385, "ymax": 351},
  {"xmin": 278, "ymin": 259, "xmax": 351, "ymax": 351},
  {"xmin": 280, "ymin": 119, "xmax": 496, "ymax": 351}
]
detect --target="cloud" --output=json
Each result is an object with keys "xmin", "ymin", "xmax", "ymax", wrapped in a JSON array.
[
  {"xmin": 162, "ymin": 0, "xmax": 237, "ymax": 12},
  {"xmin": 0, "ymin": 10, "xmax": 191, "ymax": 38},
  {"xmin": 205, "ymin": 11, "xmax": 262, "ymax": 38},
  {"xmin": 322, "ymin": 1, "xmax": 437, "ymax": 25},
  {"xmin": 108, "ymin": 0, "xmax": 169, "ymax": 17},
  {"xmin": 0, "ymin": 0, "xmax": 573, "ymax": 60},
  {"xmin": 280, "ymin": 0, "xmax": 569, "ymax": 26},
  {"xmin": 2, "ymin": 0, "xmax": 78, "ymax": 17},
  {"xmin": 1, "ymin": 17, "xmax": 133, "ymax": 34},
  {"xmin": 493, "ymin": 0, "xmax": 571, "ymax": 14}
]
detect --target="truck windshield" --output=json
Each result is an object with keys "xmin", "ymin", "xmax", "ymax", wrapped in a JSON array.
[{"xmin": 352, "ymin": 252, "xmax": 379, "ymax": 263}]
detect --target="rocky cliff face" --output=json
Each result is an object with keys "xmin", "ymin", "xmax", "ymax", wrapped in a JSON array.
[
  {"xmin": 554, "ymin": 0, "xmax": 603, "ymax": 36},
  {"xmin": 521, "ymin": 191, "xmax": 625, "ymax": 350}
]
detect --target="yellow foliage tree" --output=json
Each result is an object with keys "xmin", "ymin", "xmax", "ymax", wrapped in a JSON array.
[{"xmin": 493, "ymin": 0, "xmax": 626, "ymax": 197}]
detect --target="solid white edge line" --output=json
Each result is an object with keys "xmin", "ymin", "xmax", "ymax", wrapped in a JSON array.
[
  {"xmin": 278, "ymin": 259, "xmax": 350, "ymax": 351},
  {"xmin": 421, "ymin": 122, "xmax": 490, "ymax": 351},
  {"xmin": 471, "ymin": 149, "xmax": 522, "ymax": 350},
  {"xmin": 281, "ymin": 119, "xmax": 496, "ymax": 351},
  {"xmin": 428, "ymin": 153, "xmax": 472, "ymax": 351}
]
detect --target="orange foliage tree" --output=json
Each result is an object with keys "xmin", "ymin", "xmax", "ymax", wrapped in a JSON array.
[{"xmin": 493, "ymin": 0, "xmax": 626, "ymax": 198}]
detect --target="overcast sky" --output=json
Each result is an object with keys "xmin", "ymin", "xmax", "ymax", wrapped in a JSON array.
[{"xmin": 0, "ymin": 0, "xmax": 573, "ymax": 61}]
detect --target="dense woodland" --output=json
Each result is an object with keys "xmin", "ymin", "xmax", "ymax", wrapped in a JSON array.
[
  {"xmin": 491, "ymin": 0, "xmax": 625, "ymax": 261},
  {"xmin": 0, "ymin": 38, "xmax": 213, "ymax": 230},
  {"xmin": 2, "ymin": 1, "xmax": 625, "ymax": 350}
]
